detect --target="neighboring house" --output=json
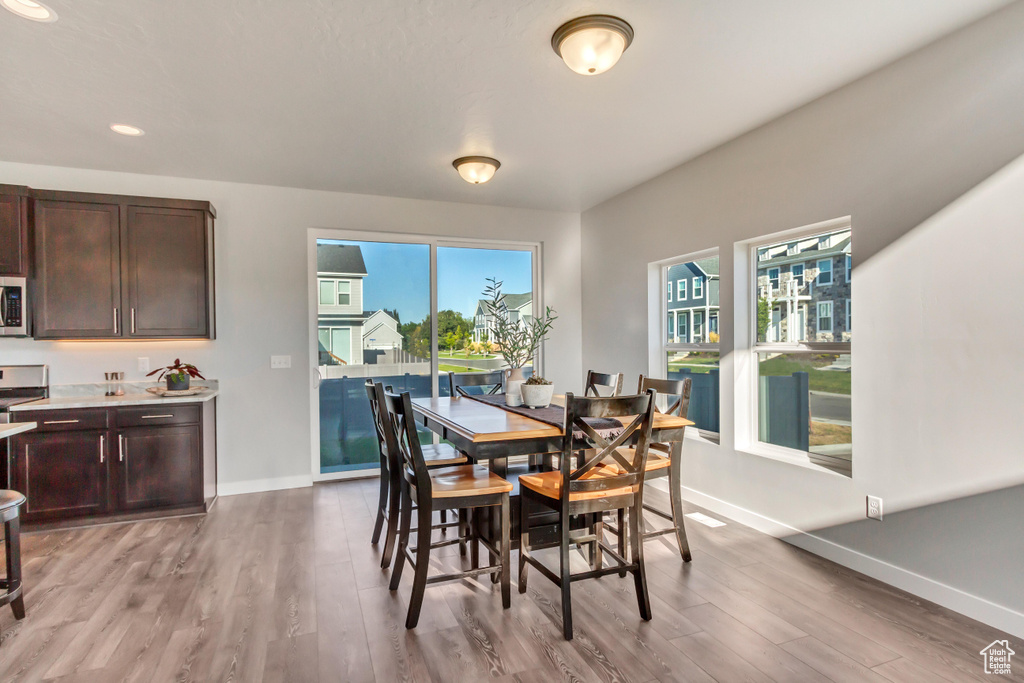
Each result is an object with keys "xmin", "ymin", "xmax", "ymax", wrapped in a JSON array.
[
  {"xmin": 756, "ymin": 229, "xmax": 852, "ymax": 342},
  {"xmin": 667, "ymin": 258, "xmax": 719, "ymax": 343},
  {"xmin": 473, "ymin": 293, "xmax": 532, "ymax": 342},
  {"xmin": 317, "ymin": 244, "xmax": 368, "ymax": 365},
  {"xmin": 362, "ymin": 309, "xmax": 403, "ymax": 351}
]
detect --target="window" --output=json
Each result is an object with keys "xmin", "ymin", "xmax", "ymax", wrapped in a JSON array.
[
  {"xmin": 816, "ymin": 258, "xmax": 833, "ymax": 285},
  {"xmin": 817, "ymin": 301, "xmax": 833, "ymax": 334},
  {"xmin": 791, "ymin": 263, "xmax": 804, "ymax": 287},
  {"xmin": 846, "ymin": 254, "xmax": 851, "ymax": 282},
  {"xmin": 319, "ymin": 280, "xmax": 335, "ymax": 305},
  {"xmin": 750, "ymin": 221, "xmax": 851, "ymax": 475},
  {"xmin": 336, "ymin": 280, "xmax": 351, "ymax": 306},
  {"xmin": 659, "ymin": 251, "xmax": 720, "ymax": 435}
]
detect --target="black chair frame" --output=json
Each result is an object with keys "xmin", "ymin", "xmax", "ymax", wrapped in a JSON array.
[{"xmin": 448, "ymin": 370, "xmax": 504, "ymax": 397}]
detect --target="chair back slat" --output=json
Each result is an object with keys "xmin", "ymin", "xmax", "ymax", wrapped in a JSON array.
[
  {"xmin": 448, "ymin": 370, "xmax": 504, "ymax": 397},
  {"xmin": 584, "ymin": 370, "xmax": 624, "ymax": 397},
  {"xmin": 383, "ymin": 389, "xmax": 432, "ymax": 497},
  {"xmin": 559, "ymin": 391, "xmax": 656, "ymax": 497},
  {"xmin": 638, "ymin": 375, "xmax": 691, "ymax": 419},
  {"xmin": 365, "ymin": 380, "xmax": 401, "ymax": 477}
]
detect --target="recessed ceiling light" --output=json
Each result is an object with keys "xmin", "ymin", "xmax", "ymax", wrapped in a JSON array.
[
  {"xmin": 110, "ymin": 124, "xmax": 145, "ymax": 137},
  {"xmin": 452, "ymin": 156, "xmax": 500, "ymax": 185},
  {"xmin": 551, "ymin": 14, "xmax": 633, "ymax": 75},
  {"xmin": 1, "ymin": 0, "xmax": 57, "ymax": 22}
]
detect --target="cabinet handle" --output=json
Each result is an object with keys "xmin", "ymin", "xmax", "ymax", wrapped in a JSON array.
[
  {"xmin": 131, "ymin": 308, "xmax": 136, "ymax": 334},
  {"xmin": 43, "ymin": 419, "xmax": 79, "ymax": 425},
  {"xmin": 114, "ymin": 308, "xmax": 120, "ymax": 335},
  {"xmin": 119, "ymin": 434, "xmax": 125, "ymax": 462},
  {"xmin": 100, "ymin": 434, "xmax": 105, "ymax": 463},
  {"xmin": 140, "ymin": 414, "xmax": 175, "ymax": 419}
]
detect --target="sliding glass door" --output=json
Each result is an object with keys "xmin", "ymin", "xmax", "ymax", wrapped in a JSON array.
[{"xmin": 312, "ymin": 233, "xmax": 539, "ymax": 480}]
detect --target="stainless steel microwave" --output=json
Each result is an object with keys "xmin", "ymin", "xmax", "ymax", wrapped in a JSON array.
[{"xmin": 0, "ymin": 277, "xmax": 28, "ymax": 336}]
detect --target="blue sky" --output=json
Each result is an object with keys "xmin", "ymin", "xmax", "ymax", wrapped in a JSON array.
[{"xmin": 318, "ymin": 240, "xmax": 532, "ymax": 324}]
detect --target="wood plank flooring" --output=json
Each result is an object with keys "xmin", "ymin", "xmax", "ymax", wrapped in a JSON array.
[{"xmin": 0, "ymin": 479, "xmax": 1018, "ymax": 682}]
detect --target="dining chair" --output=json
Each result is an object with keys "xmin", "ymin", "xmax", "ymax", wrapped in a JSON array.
[
  {"xmin": 365, "ymin": 380, "xmax": 467, "ymax": 568},
  {"xmin": 518, "ymin": 390, "xmax": 657, "ymax": 640},
  {"xmin": 386, "ymin": 389, "xmax": 513, "ymax": 629},
  {"xmin": 600, "ymin": 375, "xmax": 693, "ymax": 566},
  {"xmin": 448, "ymin": 370, "xmax": 504, "ymax": 397},
  {"xmin": 584, "ymin": 370, "xmax": 624, "ymax": 397}
]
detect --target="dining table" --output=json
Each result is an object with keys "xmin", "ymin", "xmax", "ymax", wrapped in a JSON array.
[{"xmin": 410, "ymin": 393, "xmax": 694, "ymax": 548}]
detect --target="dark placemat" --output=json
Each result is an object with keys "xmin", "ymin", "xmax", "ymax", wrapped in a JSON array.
[{"xmin": 464, "ymin": 393, "xmax": 623, "ymax": 439}]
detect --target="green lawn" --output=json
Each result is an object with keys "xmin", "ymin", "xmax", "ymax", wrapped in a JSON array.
[
  {"xmin": 668, "ymin": 353, "xmax": 720, "ymax": 375},
  {"xmin": 760, "ymin": 355, "xmax": 850, "ymax": 394},
  {"xmin": 439, "ymin": 351, "xmax": 496, "ymax": 359},
  {"xmin": 439, "ymin": 363, "xmax": 479, "ymax": 373}
]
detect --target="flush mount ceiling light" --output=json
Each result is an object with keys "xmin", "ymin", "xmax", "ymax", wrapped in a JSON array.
[
  {"xmin": 110, "ymin": 124, "xmax": 145, "ymax": 136},
  {"xmin": 452, "ymin": 156, "xmax": 500, "ymax": 184},
  {"xmin": 1, "ymin": 0, "xmax": 57, "ymax": 22},
  {"xmin": 551, "ymin": 14, "xmax": 633, "ymax": 75}
]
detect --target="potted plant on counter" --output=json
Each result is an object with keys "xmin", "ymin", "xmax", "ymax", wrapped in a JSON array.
[
  {"xmin": 483, "ymin": 277, "xmax": 557, "ymax": 407},
  {"xmin": 521, "ymin": 375, "xmax": 554, "ymax": 409},
  {"xmin": 147, "ymin": 358, "xmax": 205, "ymax": 391}
]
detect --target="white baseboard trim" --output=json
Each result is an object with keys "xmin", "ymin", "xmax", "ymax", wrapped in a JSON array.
[
  {"xmin": 218, "ymin": 474, "xmax": 313, "ymax": 497},
  {"xmin": 676, "ymin": 484, "xmax": 1024, "ymax": 639}
]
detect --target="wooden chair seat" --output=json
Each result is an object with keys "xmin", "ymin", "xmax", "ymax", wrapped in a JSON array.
[
  {"xmin": 597, "ymin": 448, "xmax": 671, "ymax": 474},
  {"xmin": 429, "ymin": 465, "xmax": 513, "ymax": 499},
  {"xmin": 422, "ymin": 443, "xmax": 467, "ymax": 467},
  {"xmin": 518, "ymin": 468, "xmax": 633, "ymax": 502}
]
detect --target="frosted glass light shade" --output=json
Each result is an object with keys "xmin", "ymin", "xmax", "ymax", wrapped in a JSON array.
[
  {"xmin": 453, "ymin": 156, "xmax": 500, "ymax": 184},
  {"xmin": 2, "ymin": 0, "xmax": 57, "ymax": 22},
  {"xmin": 552, "ymin": 15, "xmax": 633, "ymax": 76}
]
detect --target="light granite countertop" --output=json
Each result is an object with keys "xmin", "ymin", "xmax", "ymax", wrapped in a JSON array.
[
  {"xmin": 0, "ymin": 422, "xmax": 37, "ymax": 438},
  {"xmin": 9, "ymin": 380, "xmax": 219, "ymax": 412}
]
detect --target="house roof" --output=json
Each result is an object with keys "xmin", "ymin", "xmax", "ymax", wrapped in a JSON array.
[
  {"xmin": 318, "ymin": 244, "xmax": 367, "ymax": 275},
  {"xmin": 477, "ymin": 293, "xmax": 531, "ymax": 314},
  {"xmin": 694, "ymin": 257, "xmax": 720, "ymax": 276},
  {"xmin": 757, "ymin": 236, "xmax": 851, "ymax": 270}
]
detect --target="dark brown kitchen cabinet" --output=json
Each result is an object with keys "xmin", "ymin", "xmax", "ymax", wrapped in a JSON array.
[
  {"xmin": 29, "ymin": 188, "xmax": 215, "ymax": 340},
  {"xmin": 117, "ymin": 425, "xmax": 202, "ymax": 510},
  {"xmin": 13, "ymin": 430, "xmax": 110, "ymax": 523},
  {"xmin": 8, "ymin": 399, "xmax": 216, "ymax": 527},
  {"xmin": 0, "ymin": 185, "xmax": 30, "ymax": 277}
]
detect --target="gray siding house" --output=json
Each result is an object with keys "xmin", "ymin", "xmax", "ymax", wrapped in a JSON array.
[{"xmin": 667, "ymin": 258, "xmax": 719, "ymax": 343}]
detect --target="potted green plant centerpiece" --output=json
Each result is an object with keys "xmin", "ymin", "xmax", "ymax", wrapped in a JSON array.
[
  {"xmin": 147, "ymin": 358, "xmax": 205, "ymax": 391},
  {"xmin": 521, "ymin": 375, "xmax": 554, "ymax": 409},
  {"xmin": 484, "ymin": 277, "xmax": 557, "ymax": 407}
]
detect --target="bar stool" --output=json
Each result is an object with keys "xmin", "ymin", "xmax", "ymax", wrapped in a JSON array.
[{"xmin": 0, "ymin": 490, "xmax": 26, "ymax": 621}]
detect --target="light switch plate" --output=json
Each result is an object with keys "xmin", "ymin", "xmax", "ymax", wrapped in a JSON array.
[
  {"xmin": 270, "ymin": 355, "xmax": 292, "ymax": 369},
  {"xmin": 138, "ymin": 357, "xmax": 150, "ymax": 373}
]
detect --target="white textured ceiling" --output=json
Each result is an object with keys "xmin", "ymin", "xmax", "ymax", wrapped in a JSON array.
[{"xmin": 0, "ymin": 0, "xmax": 1012, "ymax": 211}]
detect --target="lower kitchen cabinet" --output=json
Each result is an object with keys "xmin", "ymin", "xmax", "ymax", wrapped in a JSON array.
[
  {"xmin": 9, "ymin": 400, "xmax": 216, "ymax": 526},
  {"xmin": 13, "ymin": 430, "xmax": 109, "ymax": 522}
]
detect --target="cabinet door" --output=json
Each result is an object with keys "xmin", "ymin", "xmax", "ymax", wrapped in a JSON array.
[
  {"xmin": 125, "ymin": 206, "xmax": 208, "ymax": 337},
  {"xmin": 33, "ymin": 200, "xmax": 121, "ymax": 338},
  {"xmin": 13, "ymin": 431, "xmax": 110, "ymax": 522},
  {"xmin": 117, "ymin": 425, "xmax": 202, "ymax": 510},
  {"xmin": 0, "ymin": 192, "xmax": 29, "ymax": 277}
]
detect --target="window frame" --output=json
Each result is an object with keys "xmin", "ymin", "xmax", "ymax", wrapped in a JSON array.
[
  {"xmin": 692, "ymin": 276, "xmax": 704, "ymax": 299},
  {"xmin": 656, "ymin": 248, "xmax": 721, "ymax": 440},
  {"xmin": 846, "ymin": 298, "xmax": 851, "ymax": 332},
  {"xmin": 816, "ymin": 258, "xmax": 833, "ymax": 286},
  {"xmin": 318, "ymin": 279, "xmax": 335, "ymax": 305},
  {"xmin": 741, "ymin": 217, "xmax": 851, "ymax": 471},
  {"xmin": 667, "ymin": 282, "xmax": 672, "ymax": 302},
  {"xmin": 677, "ymin": 279, "xmax": 686, "ymax": 300},
  {"xmin": 336, "ymin": 279, "xmax": 352, "ymax": 306},
  {"xmin": 767, "ymin": 267, "xmax": 780, "ymax": 292},
  {"xmin": 846, "ymin": 254, "xmax": 852, "ymax": 282},
  {"xmin": 791, "ymin": 263, "xmax": 804, "ymax": 287},
  {"xmin": 816, "ymin": 300, "xmax": 833, "ymax": 334}
]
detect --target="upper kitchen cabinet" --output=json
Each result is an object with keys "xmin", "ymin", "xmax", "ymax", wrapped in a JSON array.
[
  {"xmin": 0, "ymin": 185, "xmax": 30, "ymax": 277},
  {"xmin": 30, "ymin": 189, "xmax": 216, "ymax": 340}
]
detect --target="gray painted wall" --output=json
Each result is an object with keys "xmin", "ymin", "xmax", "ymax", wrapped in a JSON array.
[{"xmin": 581, "ymin": 1, "xmax": 1024, "ymax": 634}]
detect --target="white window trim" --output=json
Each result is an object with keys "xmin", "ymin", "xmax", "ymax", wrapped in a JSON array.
[
  {"xmin": 846, "ymin": 298, "xmax": 851, "ymax": 332},
  {"xmin": 816, "ymin": 300, "xmax": 833, "ymax": 334},
  {"xmin": 677, "ymin": 279, "xmax": 686, "ymax": 299},
  {"xmin": 651, "ymin": 248, "xmax": 721, "ymax": 442},
  {"xmin": 816, "ymin": 258, "xmax": 833, "ymax": 286},
  {"xmin": 736, "ymin": 216, "xmax": 851, "ymax": 472},
  {"xmin": 692, "ymin": 276, "xmax": 703, "ymax": 298},
  {"xmin": 791, "ymin": 263, "xmax": 804, "ymax": 286},
  {"xmin": 767, "ymin": 267, "xmax": 780, "ymax": 291},
  {"xmin": 846, "ymin": 254, "xmax": 852, "ymax": 282},
  {"xmin": 667, "ymin": 282, "xmax": 672, "ymax": 302},
  {"xmin": 318, "ymin": 279, "xmax": 335, "ymax": 305}
]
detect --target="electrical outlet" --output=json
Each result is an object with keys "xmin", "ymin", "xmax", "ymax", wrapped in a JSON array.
[
  {"xmin": 138, "ymin": 357, "xmax": 150, "ymax": 373},
  {"xmin": 866, "ymin": 495, "xmax": 883, "ymax": 521},
  {"xmin": 270, "ymin": 355, "xmax": 291, "ymax": 369}
]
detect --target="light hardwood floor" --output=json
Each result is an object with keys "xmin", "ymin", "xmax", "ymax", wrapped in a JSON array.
[{"xmin": 0, "ymin": 479, "xmax": 1018, "ymax": 682}]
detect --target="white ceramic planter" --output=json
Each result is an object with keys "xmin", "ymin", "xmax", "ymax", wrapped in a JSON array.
[
  {"xmin": 505, "ymin": 367, "xmax": 525, "ymax": 407},
  {"xmin": 521, "ymin": 383, "xmax": 554, "ymax": 409}
]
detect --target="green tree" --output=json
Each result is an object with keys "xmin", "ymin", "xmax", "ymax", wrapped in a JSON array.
[{"xmin": 757, "ymin": 297, "xmax": 771, "ymax": 340}]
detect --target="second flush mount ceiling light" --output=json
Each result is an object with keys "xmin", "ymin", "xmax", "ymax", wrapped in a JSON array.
[
  {"xmin": 452, "ymin": 156, "xmax": 501, "ymax": 185},
  {"xmin": 551, "ymin": 14, "xmax": 634, "ymax": 76}
]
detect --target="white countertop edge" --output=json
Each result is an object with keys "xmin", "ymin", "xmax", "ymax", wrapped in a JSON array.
[
  {"xmin": 0, "ymin": 422, "xmax": 38, "ymax": 438},
  {"xmin": 10, "ymin": 389, "xmax": 219, "ymax": 411}
]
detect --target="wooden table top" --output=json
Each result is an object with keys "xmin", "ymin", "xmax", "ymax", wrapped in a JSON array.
[{"xmin": 411, "ymin": 395, "xmax": 693, "ymax": 444}]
